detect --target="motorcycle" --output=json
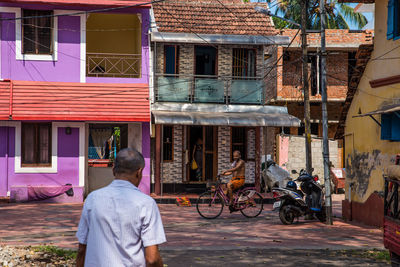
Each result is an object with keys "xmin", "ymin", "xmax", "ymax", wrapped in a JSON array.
[{"xmin": 272, "ymin": 169, "xmax": 327, "ymax": 225}]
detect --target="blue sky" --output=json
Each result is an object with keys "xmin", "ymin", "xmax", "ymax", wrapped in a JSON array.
[{"xmin": 252, "ymin": 1, "xmax": 374, "ymax": 30}]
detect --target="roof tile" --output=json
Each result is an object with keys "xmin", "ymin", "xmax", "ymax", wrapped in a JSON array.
[{"xmin": 152, "ymin": 0, "xmax": 278, "ymax": 36}]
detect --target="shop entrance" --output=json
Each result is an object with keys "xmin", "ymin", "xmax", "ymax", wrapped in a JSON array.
[{"xmin": 187, "ymin": 126, "xmax": 217, "ymax": 182}]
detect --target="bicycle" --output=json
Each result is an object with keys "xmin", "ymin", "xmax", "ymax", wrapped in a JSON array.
[{"xmin": 196, "ymin": 175, "xmax": 264, "ymax": 219}]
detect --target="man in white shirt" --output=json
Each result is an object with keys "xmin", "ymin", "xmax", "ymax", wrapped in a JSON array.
[{"xmin": 76, "ymin": 148, "xmax": 166, "ymax": 267}]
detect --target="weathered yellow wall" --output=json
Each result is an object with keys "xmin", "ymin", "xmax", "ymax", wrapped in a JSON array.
[
  {"xmin": 344, "ymin": 0, "xmax": 400, "ymax": 203},
  {"xmin": 86, "ymin": 13, "xmax": 141, "ymax": 54}
]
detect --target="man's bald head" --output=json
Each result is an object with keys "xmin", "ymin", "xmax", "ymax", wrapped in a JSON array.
[{"xmin": 113, "ymin": 148, "xmax": 145, "ymax": 179}]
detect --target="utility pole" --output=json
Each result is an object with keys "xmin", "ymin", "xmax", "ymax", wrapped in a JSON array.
[
  {"xmin": 320, "ymin": 0, "xmax": 333, "ymax": 225},
  {"xmin": 301, "ymin": 0, "xmax": 312, "ymax": 174}
]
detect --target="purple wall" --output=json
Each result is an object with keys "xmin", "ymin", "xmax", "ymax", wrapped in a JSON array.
[
  {"xmin": 138, "ymin": 122, "xmax": 150, "ymax": 195},
  {"xmin": 0, "ymin": 6, "xmax": 150, "ymax": 84},
  {"xmin": 1, "ymin": 13, "xmax": 81, "ymax": 82},
  {"xmin": 0, "ymin": 126, "xmax": 81, "ymax": 198}
]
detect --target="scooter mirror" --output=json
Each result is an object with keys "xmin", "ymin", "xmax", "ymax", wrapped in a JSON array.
[{"xmin": 291, "ymin": 170, "xmax": 297, "ymax": 174}]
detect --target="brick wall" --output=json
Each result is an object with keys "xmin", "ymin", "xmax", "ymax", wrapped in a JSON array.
[
  {"xmin": 217, "ymin": 126, "xmax": 258, "ymax": 184},
  {"xmin": 179, "ymin": 44, "xmax": 194, "ymax": 75},
  {"xmin": 277, "ymin": 51, "xmax": 348, "ymax": 100},
  {"xmin": 218, "ymin": 46, "xmax": 232, "ymax": 76},
  {"xmin": 279, "ymin": 29, "xmax": 373, "ymax": 48},
  {"xmin": 265, "ymin": 45, "xmax": 278, "ymax": 101},
  {"xmin": 218, "ymin": 126, "xmax": 231, "ymax": 183},
  {"xmin": 161, "ymin": 125, "xmax": 183, "ymax": 183}
]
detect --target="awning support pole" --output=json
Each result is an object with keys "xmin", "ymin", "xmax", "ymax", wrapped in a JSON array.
[
  {"xmin": 369, "ymin": 115, "xmax": 381, "ymax": 127},
  {"xmin": 255, "ymin": 127, "xmax": 261, "ymax": 192},
  {"xmin": 155, "ymin": 125, "xmax": 161, "ymax": 195}
]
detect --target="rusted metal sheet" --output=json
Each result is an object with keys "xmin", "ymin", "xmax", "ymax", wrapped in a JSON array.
[{"xmin": 0, "ymin": 80, "xmax": 150, "ymax": 122}]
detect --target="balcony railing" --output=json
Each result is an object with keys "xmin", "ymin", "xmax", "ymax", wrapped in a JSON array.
[
  {"xmin": 155, "ymin": 74, "xmax": 264, "ymax": 104},
  {"xmin": 87, "ymin": 53, "xmax": 141, "ymax": 78}
]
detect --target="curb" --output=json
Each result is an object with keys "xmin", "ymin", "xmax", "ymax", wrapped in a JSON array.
[{"xmin": 155, "ymin": 198, "xmax": 274, "ymax": 204}]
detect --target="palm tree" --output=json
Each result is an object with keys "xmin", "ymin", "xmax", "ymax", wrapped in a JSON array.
[{"xmin": 267, "ymin": 0, "xmax": 368, "ymax": 29}]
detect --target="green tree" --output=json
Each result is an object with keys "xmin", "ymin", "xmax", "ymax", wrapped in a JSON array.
[{"xmin": 267, "ymin": 0, "xmax": 367, "ymax": 29}]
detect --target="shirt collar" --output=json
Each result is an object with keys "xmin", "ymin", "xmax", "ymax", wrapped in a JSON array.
[{"xmin": 111, "ymin": 179, "xmax": 139, "ymax": 190}]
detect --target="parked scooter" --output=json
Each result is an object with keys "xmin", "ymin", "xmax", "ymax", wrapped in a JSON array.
[{"xmin": 272, "ymin": 169, "xmax": 326, "ymax": 225}]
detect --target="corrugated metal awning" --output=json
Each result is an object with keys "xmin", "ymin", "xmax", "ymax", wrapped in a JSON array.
[
  {"xmin": 354, "ymin": 104, "xmax": 400, "ymax": 117},
  {"xmin": 151, "ymin": 32, "xmax": 290, "ymax": 45},
  {"xmin": 152, "ymin": 103, "xmax": 301, "ymax": 127}
]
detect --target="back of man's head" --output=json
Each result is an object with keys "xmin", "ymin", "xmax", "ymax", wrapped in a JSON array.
[{"xmin": 113, "ymin": 148, "xmax": 145, "ymax": 178}]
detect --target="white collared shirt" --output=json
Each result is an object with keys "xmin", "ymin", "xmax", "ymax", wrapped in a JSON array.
[{"xmin": 76, "ymin": 179, "xmax": 166, "ymax": 267}]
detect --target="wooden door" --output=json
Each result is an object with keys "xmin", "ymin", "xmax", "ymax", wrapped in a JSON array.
[{"xmin": 203, "ymin": 126, "xmax": 217, "ymax": 181}]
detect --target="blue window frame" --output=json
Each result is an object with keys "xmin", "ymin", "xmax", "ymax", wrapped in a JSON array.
[
  {"xmin": 387, "ymin": 0, "xmax": 400, "ymax": 40},
  {"xmin": 381, "ymin": 112, "xmax": 400, "ymax": 141}
]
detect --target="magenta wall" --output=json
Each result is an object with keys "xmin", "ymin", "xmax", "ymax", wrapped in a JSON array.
[
  {"xmin": 0, "ymin": 126, "xmax": 81, "ymax": 198},
  {"xmin": 0, "ymin": 6, "xmax": 149, "ymax": 84},
  {"xmin": 138, "ymin": 122, "xmax": 150, "ymax": 195}
]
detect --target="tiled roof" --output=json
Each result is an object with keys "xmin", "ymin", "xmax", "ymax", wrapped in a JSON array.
[
  {"xmin": 0, "ymin": 0, "xmax": 151, "ymax": 7},
  {"xmin": 152, "ymin": 0, "xmax": 278, "ymax": 36}
]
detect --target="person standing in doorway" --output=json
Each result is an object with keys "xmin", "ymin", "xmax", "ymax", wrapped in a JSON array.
[
  {"xmin": 76, "ymin": 148, "xmax": 166, "ymax": 267},
  {"xmin": 193, "ymin": 138, "xmax": 203, "ymax": 181}
]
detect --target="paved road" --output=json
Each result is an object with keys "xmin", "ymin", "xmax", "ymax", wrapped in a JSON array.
[
  {"xmin": 161, "ymin": 249, "xmax": 389, "ymax": 267},
  {"xmin": 159, "ymin": 204, "xmax": 383, "ymax": 251},
  {"xmin": 0, "ymin": 195, "xmax": 387, "ymax": 266}
]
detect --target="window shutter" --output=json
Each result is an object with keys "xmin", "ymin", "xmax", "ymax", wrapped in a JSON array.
[
  {"xmin": 391, "ymin": 112, "xmax": 400, "ymax": 141},
  {"xmin": 381, "ymin": 113, "xmax": 392, "ymax": 140},
  {"xmin": 388, "ymin": 0, "xmax": 395, "ymax": 39}
]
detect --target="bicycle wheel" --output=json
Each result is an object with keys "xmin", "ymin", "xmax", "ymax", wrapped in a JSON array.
[
  {"xmin": 196, "ymin": 191, "xmax": 224, "ymax": 219},
  {"xmin": 239, "ymin": 190, "xmax": 264, "ymax": 218}
]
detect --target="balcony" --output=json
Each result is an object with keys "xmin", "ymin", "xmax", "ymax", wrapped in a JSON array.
[
  {"xmin": 86, "ymin": 53, "xmax": 141, "ymax": 78},
  {"xmin": 155, "ymin": 74, "xmax": 264, "ymax": 104},
  {"xmin": 85, "ymin": 13, "xmax": 142, "ymax": 79}
]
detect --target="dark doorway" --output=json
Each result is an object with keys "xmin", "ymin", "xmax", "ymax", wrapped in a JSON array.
[
  {"xmin": 195, "ymin": 46, "xmax": 217, "ymax": 76},
  {"xmin": 188, "ymin": 126, "xmax": 217, "ymax": 182}
]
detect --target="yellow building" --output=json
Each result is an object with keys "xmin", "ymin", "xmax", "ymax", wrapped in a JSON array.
[{"xmin": 336, "ymin": 0, "xmax": 400, "ymax": 227}]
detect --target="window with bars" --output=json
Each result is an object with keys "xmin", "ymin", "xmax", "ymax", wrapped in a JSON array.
[
  {"xmin": 232, "ymin": 48, "xmax": 256, "ymax": 78},
  {"xmin": 22, "ymin": 9, "xmax": 53, "ymax": 55},
  {"xmin": 21, "ymin": 122, "xmax": 51, "ymax": 166},
  {"xmin": 163, "ymin": 126, "xmax": 174, "ymax": 161}
]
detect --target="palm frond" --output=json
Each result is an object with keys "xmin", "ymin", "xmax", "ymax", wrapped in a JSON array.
[{"xmin": 337, "ymin": 3, "xmax": 368, "ymax": 29}]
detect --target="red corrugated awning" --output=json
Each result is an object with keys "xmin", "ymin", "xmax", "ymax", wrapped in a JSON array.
[
  {"xmin": 0, "ymin": 80, "xmax": 150, "ymax": 122},
  {"xmin": 0, "ymin": 0, "xmax": 151, "ymax": 8}
]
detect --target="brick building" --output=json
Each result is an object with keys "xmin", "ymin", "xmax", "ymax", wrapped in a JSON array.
[
  {"xmin": 265, "ymin": 29, "xmax": 373, "ymax": 179},
  {"xmin": 150, "ymin": 0, "xmax": 300, "ymax": 194}
]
